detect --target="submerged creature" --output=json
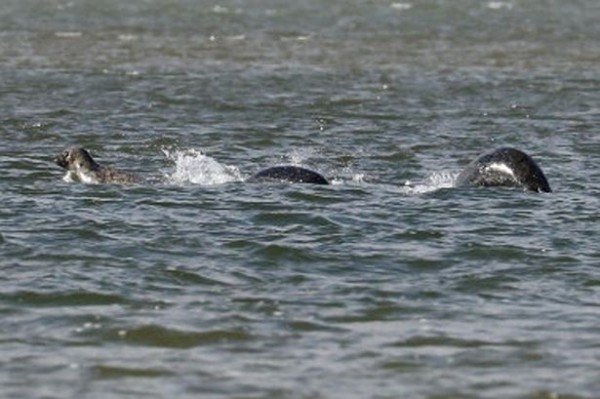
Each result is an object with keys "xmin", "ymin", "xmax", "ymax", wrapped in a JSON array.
[
  {"xmin": 247, "ymin": 165, "xmax": 329, "ymax": 185},
  {"xmin": 55, "ymin": 146, "xmax": 138, "ymax": 184},
  {"xmin": 455, "ymin": 147, "xmax": 551, "ymax": 193},
  {"xmin": 54, "ymin": 145, "xmax": 551, "ymax": 192}
]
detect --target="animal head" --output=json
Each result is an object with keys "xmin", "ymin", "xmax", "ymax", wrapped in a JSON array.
[{"xmin": 55, "ymin": 146, "xmax": 101, "ymax": 173}]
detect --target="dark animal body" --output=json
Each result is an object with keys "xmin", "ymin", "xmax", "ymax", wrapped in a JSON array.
[
  {"xmin": 55, "ymin": 146, "xmax": 138, "ymax": 184},
  {"xmin": 55, "ymin": 145, "xmax": 550, "ymax": 192},
  {"xmin": 248, "ymin": 166, "xmax": 329, "ymax": 185},
  {"xmin": 456, "ymin": 147, "xmax": 551, "ymax": 193}
]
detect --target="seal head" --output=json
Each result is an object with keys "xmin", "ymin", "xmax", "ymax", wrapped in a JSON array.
[
  {"xmin": 248, "ymin": 165, "xmax": 329, "ymax": 185},
  {"xmin": 455, "ymin": 147, "xmax": 551, "ymax": 193},
  {"xmin": 55, "ymin": 146, "xmax": 137, "ymax": 184}
]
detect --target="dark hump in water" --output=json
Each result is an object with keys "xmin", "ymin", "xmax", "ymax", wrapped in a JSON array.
[
  {"xmin": 248, "ymin": 165, "xmax": 329, "ymax": 185},
  {"xmin": 455, "ymin": 147, "xmax": 551, "ymax": 193}
]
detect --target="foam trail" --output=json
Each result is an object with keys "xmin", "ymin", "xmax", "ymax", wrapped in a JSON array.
[
  {"xmin": 399, "ymin": 171, "xmax": 458, "ymax": 195},
  {"xmin": 162, "ymin": 148, "xmax": 242, "ymax": 185}
]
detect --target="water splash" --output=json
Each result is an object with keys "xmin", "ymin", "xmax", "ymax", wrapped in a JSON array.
[
  {"xmin": 285, "ymin": 148, "xmax": 318, "ymax": 165},
  {"xmin": 334, "ymin": 173, "xmax": 364, "ymax": 185},
  {"xmin": 162, "ymin": 148, "xmax": 242, "ymax": 185},
  {"xmin": 399, "ymin": 171, "xmax": 459, "ymax": 195}
]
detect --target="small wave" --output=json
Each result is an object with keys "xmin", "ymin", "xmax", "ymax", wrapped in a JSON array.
[
  {"xmin": 54, "ymin": 31, "xmax": 82, "ymax": 39},
  {"xmin": 390, "ymin": 3, "xmax": 413, "ymax": 11},
  {"xmin": 399, "ymin": 171, "xmax": 458, "ymax": 195},
  {"xmin": 486, "ymin": 1, "xmax": 513, "ymax": 10},
  {"xmin": 162, "ymin": 148, "xmax": 242, "ymax": 185}
]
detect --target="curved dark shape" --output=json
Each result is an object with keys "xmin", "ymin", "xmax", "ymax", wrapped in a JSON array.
[
  {"xmin": 248, "ymin": 165, "xmax": 329, "ymax": 185},
  {"xmin": 455, "ymin": 147, "xmax": 551, "ymax": 192}
]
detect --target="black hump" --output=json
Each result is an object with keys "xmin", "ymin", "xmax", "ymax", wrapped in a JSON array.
[
  {"xmin": 248, "ymin": 165, "xmax": 329, "ymax": 185},
  {"xmin": 456, "ymin": 147, "xmax": 551, "ymax": 193}
]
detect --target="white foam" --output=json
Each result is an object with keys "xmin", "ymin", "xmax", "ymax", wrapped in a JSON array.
[
  {"xmin": 286, "ymin": 148, "xmax": 316, "ymax": 165},
  {"xmin": 399, "ymin": 171, "xmax": 458, "ymax": 195},
  {"xmin": 487, "ymin": 1, "xmax": 513, "ymax": 10},
  {"xmin": 328, "ymin": 173, "xmax": 364, "ymax": 186},
  {"xmin": 62, "ymin": 170, "xmax": 98, "ymax": 184},
  {"xmin": 212, "ymin": 5, "xmax": 229, "ymax": 14},
  {"xmin": 391, "ymin": 3, "xmax": 412, "ymax": 11},
  {"xmin": 55, "ymin": 31, "xmax": 82, "ymax": 39},
  {"xmin": 118, "ymin": 34, "xmax": 138, "ymax": 41},
  {"xmin": 352, "ymin": 173, "xmax": 366, "ymax": 184},
  {"xmin": 162, "ymin": 148, "xmax": 242, "ymax": 185},
  {"xmin": 62, "ymin": 171, "xmax": 76, "ymax": 183},
  {"xmin": 77, "ymin": 172, "xmax": 99, "ymax": 184}
]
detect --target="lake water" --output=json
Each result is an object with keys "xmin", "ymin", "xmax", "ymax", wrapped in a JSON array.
[{"xmin": 1, "ymin": 0, "xmax": 599, "ymax": 398}]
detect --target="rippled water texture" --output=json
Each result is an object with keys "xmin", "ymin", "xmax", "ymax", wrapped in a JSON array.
[{"xmin": 1, "ymin": 0, "xmax": 599, "ymax": 398}]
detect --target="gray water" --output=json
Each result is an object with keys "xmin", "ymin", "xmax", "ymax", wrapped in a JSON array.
[{"xmin": 1, "ymin": 1, "xmax": 599, "ymax": 398}]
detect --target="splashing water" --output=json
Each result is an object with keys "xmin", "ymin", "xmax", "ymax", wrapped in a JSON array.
[
  {"xmin": 285, "ymin": 148, "xmax": 320, "ymax": 165},
  {"xmin": 162, "ymin": 148, "xmax": 243, "ymax": 185},
  {"xmin": 399, "ymin": 171, "xmax": 459, "ymax": 195}
]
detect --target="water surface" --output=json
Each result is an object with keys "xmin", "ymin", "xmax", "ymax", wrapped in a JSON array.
[{"xmin": 1, "ymin": 1, "xmax": 599, "ymax": 398}]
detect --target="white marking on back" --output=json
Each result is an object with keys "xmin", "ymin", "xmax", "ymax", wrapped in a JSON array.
[{"xmin": 485, "ymin": 162, "xmax": 516, "ymax": 178}]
